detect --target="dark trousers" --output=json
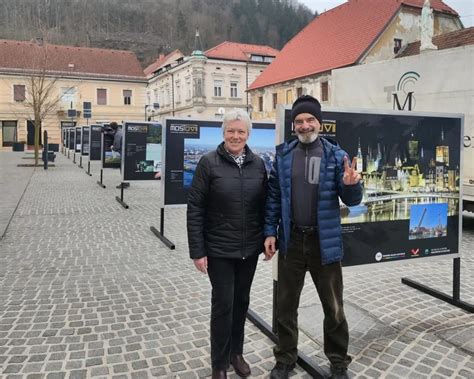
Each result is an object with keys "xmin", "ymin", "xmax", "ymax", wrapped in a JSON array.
[
  {"xmin": 207, "ymin": 254, "xmax": 259, "ymax": 369},
  {"xmin": 274, "ymin": 230, "xmax": 351, "ymax": 369}
]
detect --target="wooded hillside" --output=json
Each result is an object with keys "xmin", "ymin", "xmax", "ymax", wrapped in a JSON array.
[{"xmin": 0, "ymin": 0, "xmax": 315, "ymax": 66}]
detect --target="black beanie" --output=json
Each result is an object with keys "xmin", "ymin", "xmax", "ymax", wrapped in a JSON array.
[{"xmin": 291, "ymin": 95, "xmax": 322, "ymax": 125}]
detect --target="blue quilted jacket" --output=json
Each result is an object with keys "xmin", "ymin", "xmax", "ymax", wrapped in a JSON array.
[{"xmin": 264, "ymin": 137, "xmax": 363, "ymax": 265}]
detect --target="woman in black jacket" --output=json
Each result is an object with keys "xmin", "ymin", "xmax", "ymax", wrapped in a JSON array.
[{"xmin": 187, "ymin": 109, "xmax": 267, "ymax": 379}]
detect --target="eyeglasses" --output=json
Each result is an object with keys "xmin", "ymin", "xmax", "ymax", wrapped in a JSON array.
[{"xmin": 294, "ymin": 117, "xmax": 318, "ymax": 126}]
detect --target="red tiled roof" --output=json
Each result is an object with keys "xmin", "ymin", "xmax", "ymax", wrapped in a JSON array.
[
  {"xmin": 249, "ymin": 0, "xmax": 459, "ymax": 90},
  {"xmin": 397, "ymin": 26, "xmax": 474, "ymax": 57},
  {"xmin": 0, "ymin": 39, "xmax": 146, "ymax": 80},
  {"xmin": 205, "ymin": 41, "xmax": 279, "ymax": 61},
  {"xmin": 144, "ymin": 49, "xmax": 184, "ymax": 76}
]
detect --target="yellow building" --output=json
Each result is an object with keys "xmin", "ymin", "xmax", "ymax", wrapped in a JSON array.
[{"xmin": 0, "ymin": 39, "xmax": 147, "ymax": 148}]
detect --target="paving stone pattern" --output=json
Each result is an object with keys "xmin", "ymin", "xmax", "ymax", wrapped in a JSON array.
[{"xmin": 0, "ymin": 152, "xmax": 473, "ymax": 378}]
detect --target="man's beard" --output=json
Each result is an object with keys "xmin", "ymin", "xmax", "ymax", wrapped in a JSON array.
[{"xmin": 296, "ymin": 130, "xmax": 319, "ymax": 144}]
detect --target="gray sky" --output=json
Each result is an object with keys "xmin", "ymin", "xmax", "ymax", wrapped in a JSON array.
[{"xmin": 299, "ymin": 0, "xmax": 473, "ymax": 27}]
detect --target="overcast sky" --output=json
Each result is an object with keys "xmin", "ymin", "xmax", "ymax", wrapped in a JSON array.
[{"xmin": 299, "ymin": 0, "xmax": 474, "ymax": 27}]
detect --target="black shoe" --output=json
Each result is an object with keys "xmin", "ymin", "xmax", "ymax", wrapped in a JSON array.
[
  {"xmin": 116, "ymin": 182, "xmax": 130, "ymax": 188},
  {"xmin": 270, "ymin": 362, "xmax": 296, "ymax": 379},
  {"xmin": 330, "ymin": 366, "xmax": 349, "ymax": 379},
  {"xmin": 230, "ymin": 354, "xmax": 251, "ymax": 377}
]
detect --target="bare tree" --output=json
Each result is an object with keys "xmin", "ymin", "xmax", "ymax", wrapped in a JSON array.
[{"xmin": 21, "ymin": 40, "xmax": 63, "ymax": 165}]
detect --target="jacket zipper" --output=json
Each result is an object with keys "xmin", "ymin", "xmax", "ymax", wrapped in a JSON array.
[
  {"xmin": 239, "ymin": 164, "xmax": 246, "ymax": 259},
  {"xmin": 305, "ymin": 145, "xmax": 308, "ymax": 183}
]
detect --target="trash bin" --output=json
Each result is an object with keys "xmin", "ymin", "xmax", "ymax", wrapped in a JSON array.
[
  {"xmin": 12, "ymin": 142, "xmax": 25, "ymax": 151},
  {"xmin": 42, "ymin": 151, "xmax": 56, "ymax": 162}
]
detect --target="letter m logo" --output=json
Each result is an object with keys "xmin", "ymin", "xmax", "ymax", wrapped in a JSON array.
[{"xmin": 393, "ymin": 92, "xmax": 414, "ymax": 111}]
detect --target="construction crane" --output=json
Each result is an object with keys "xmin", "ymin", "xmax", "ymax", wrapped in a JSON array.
[{"xmin": 411, "ymin": 207, "xmax": 427, "ymax": 235}]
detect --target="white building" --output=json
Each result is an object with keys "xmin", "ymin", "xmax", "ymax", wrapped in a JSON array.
[
  {"xmin": 145, "ymin": 37, "xmax": 279, "ymax": 120},
  {"xmin": 248, "ymin": 0, "xmax": 462, "ymax": 120}
]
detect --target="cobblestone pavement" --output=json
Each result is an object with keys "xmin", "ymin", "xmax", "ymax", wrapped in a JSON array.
[{"xmin": 0, "ymin": 151, "xmax": 473, "ymax": 379}]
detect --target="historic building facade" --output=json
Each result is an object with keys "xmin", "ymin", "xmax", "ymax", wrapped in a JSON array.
[{"xmin": 0, "ymin": 39, "xmax": 146, "ymax": 147}]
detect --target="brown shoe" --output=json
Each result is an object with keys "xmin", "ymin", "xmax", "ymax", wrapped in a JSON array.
[
  {"xmin": 231, "ymin": 354, "xmax": 251, "ymax": 377},
  {"xmin": 211, "ymin": 368, "xmax": 227, "ymax": 379}
]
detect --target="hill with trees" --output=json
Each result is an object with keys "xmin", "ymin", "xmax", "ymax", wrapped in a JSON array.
[{"xmin": 0, "ymin": 0, "xmax": 315, "ymax": 66}]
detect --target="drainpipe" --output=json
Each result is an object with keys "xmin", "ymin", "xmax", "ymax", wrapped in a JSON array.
[{"xmin": 171, "ymin": 72, "xmax": 175, "ymax": 116}]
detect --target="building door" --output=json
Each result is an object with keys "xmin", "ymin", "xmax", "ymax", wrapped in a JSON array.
[
  {"xmin": 2, "ymin": 121, "xmax": 17, "ymax": 147},
  {"xmin": 27, "ymin": 120, "xmax": 42, "ymax": 147}
]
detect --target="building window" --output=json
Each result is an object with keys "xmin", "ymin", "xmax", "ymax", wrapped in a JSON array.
[
  {"xmin": 394, "ymin": 38, "xmax": 402, "ymax": 54},
  {"xmin": 1, "ymin": 121, "xmax": 17, "ymax": 147},
  {"xmin": 250, "ymin": 55, "xmax": 264, "ymax": 62},
  {"xmin": 286, "ymin": 89, "xmax": 293, "ymax": 104},
  {"xmin": 123, "ymin": 90, "xmax": 132, "ymax": 105},
  {"xmin": 153, "ymin": 89, "xmax": 159, "ymax": 104},
  {"xmin": 194, "ymin": 78, "xmax": 203, "ymax": 97},
  {"xmin": 97, "ymin": 88, "xmax": 107, "ymax": 105},
  {"xmin": 321, "ymin": 82, "xmax": 329, "ymax": 102},
  {"xmin": 272, "ymin": 93, "xmax": 278, "ymax": 109},
  {"xmin": 176, "ymin": 81, "xmax": 181, "ymax": 103},
  {"xmin": 258, "ymin": 96, "xmax": 263, "ymax": 112},
  {"xmin": 61, "ymin": 87, "xmax": 76, "ymax": 105},
  {"xmin": 186, "ymin": 77, "xmax": 192, "ymax": 99},
  {"xmin": 13, "ymin": 85, "xmax": 26, "ymax": 102},
  {"xmin": 214, "ymin": 80, "xmax": 223, "ymax": 97},
  {"xmin": 161, "ymin": 89, "xmax": 166, "ymax": 106},
  {"xmin": 230, "ymin": 82, "xmax": 238, "ymax": 98},
  {"xmin": 296, "ymin": 87, "xmax": 303, "ymax": 98}
]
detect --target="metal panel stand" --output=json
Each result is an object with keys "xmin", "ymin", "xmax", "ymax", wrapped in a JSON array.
[
  {"xmin": 79, "ymin": 155, "xmax": 83, "ymax": 168},
  {"xmin": 73, "ymin": 152, "xmax": 76, "ymax": 164},
  {"xmin": 97, "ymin": 169, "xmax": 106, "ymax": 188},
  {"xmin": 402, "ymin": 258, "xmax": 473, "ymax": 313},
  {"xmin": 115, "ymin": 183, "xmax": 129, "ymax": 209},
  {"xmin": 150, "ymin": 208, "xmax": 175, "ymax": 249},
  {"xmin": 246, "ymin": 309, "xmax": 326, "ymax": 378},
  {"xmin": 43, "ymin": 131, "xmax": 49, "ymax": 170},
  {"xmin": 85, "ymin": 161, "xmax": 92, "ymax": 176}
]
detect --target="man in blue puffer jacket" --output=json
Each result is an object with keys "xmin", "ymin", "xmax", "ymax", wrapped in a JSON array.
[{"xmin": 264, "ymin": 95, "xmax": 363, "ymax": 379}]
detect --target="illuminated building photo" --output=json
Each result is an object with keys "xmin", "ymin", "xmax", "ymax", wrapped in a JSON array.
[{"xmin": 332, "ymin": 114, "xmax": 461, "ymax": 225}]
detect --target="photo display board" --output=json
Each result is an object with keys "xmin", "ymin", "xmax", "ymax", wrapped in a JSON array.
[
  {"xmin": 89, "ymin": 125, "xmax": 102, "ymax": 161},
  {"xmin": 61, "ymin": 121, "xmax": 76, "ymax": 147},
  {"xmin": 164, "ymin": 118, "xmax": 275, "ymax": 205},
  {"xmin": 121, "ymin": 121, "xmax": 162, "ymax": 181},
  {"xmin": 81, "ymin": 126, "xmax": 90, "ymax": 156},
  {"xmin": 101, "ymin": 124, "xmax": 121, "ymax": 169},
  {"xmin": 62, "ymin": 128, "xmax": 66, "ymax": 147},
  {"xmin": 74, "ymin": 127, "xmax": 81, "ymax": 153},
  {"xmin": 68, "ymin": 128, "xmax": 75, "ymax": 150},
  {"xmin": 282, "ymin": 108, "xmax": 462, "ymax": 266}
]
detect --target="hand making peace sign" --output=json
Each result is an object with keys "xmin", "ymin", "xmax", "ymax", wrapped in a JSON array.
[{"xmin": 343, "ymin": 156, "xmax": 362, "ymax": 185}]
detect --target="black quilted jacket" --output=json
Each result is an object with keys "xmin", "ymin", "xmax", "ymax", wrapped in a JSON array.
[{"xmin": 187, "ymin": 142, "xmax": 267, "ymax": 260}]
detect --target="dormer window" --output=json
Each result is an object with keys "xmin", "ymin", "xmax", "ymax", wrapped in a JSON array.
[
  {"xmin": 394, "ymin": 38, "xmax": 402, "ymax": 54},
  {"xmin": 250, "ymin": 55, "xmax": 264, "ymax": 62}
]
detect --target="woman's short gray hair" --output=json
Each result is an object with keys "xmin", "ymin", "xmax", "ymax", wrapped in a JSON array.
[{"xmin": 222, "ymin": 108, "xmax": 252, "ymax": 135}]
